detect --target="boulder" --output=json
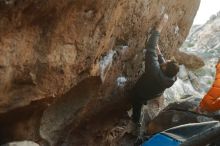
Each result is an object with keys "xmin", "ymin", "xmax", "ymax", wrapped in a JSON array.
[
  {"xmin": 0, "ymin": 0, "xmax": 201, "ymax": 145},
  {"xmin": 147, "ymin": 96, "xmax": 219, "ymax": 135}
]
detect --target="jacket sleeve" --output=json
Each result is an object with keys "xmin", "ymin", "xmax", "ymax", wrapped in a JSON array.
[
  {"xmin": 145, "ymin": 30, "xmax": 160, "ymax": 74},
  {"xmin": 199, "ymin": 94, "xmax": 220, "ymax": 112},
  {"xmin": 145, "ymin": 30, "xmax": 176, "ymax": 88},
  {"xmin": 158, "ymin": 54, "xmax": 166, "ymax": 64},
  {"xmin": 199, "ymin": 64, "xmax": 220, "ymax": 112}
]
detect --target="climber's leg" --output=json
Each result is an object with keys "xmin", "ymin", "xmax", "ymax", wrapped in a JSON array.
[
  {"xmin": 132, "ymin": 99, "xmax": 145, "ymax": 145},
  {"xmin": 132, "ymin": 100, "xmax": 143, "ymax": 127}
]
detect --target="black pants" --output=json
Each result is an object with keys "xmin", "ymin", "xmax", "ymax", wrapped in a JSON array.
[{"xmin": 132, "ymin": 99, "xmax": 143, "ymax": 126}]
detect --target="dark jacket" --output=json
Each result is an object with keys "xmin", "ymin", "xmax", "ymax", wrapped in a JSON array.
[{"xmin": 133, "ymin": 30, "xmax": 176, "ymax": 101}]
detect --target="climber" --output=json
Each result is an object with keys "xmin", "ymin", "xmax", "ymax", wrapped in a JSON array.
[
  {"xmin": 197, "ymin": 58, "xmax": 220, "ymax": 113},
  {"xmin": 131, "ymin": 14, "xmax": 179, "ymax": 140}
]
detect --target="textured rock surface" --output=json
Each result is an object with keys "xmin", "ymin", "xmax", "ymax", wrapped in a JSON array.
[
  {"xmin": 164, "ymin": 65, "xmax": 203, "ymax": 105},
  {"xmin": 0, "ymin": 0, "xmax": 200, "ymax": 145},
  {"xmin": 147, "ymin": 96, "xmax": 220, "ymax": 135},
  {"xmin": 183, "ymin": 12, "xmax": 220, "ymax": 54},
  {"xmin": 181, "ymin": 11, "xmax": 220, "ymax": 93},
  {"xmin": 174, "ymin": 51, "xmax": 204, "ymax": 69},
  {"xmin": 2, "ymin": 141, "xmax": 39, "ymax": 146}
]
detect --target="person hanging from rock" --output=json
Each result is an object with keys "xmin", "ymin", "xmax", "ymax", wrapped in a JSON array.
[
  {"xmin": 197, "ymin": 58, "xmax": 220, "ymax": 113},
  {"xmin": 130, "ymin": 13, "xmax": 179, "ymax": 144}
]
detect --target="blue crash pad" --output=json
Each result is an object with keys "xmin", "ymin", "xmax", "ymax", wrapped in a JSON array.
[{"xmin": 142, "ymin": 133, "xmax": 182, "ymax": 146}]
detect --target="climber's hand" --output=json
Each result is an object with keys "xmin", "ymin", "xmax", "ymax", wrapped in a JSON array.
[{"xmin": 155, "ymin": 13, "xmax": 169, "ymax": 32}]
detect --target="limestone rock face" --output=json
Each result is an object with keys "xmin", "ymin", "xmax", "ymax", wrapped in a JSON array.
[{"xmin": 0, "ymin": 0, "xmax": 200, "ymax": 145}]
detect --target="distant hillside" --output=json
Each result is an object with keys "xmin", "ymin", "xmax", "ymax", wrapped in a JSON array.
[
  {"xmin": 181, "ymin": 11, "xmax": 220, "ymax": 60},
  {"xmin": 180, "ymin": 11, "xmax": 220, "ymax": 93}
]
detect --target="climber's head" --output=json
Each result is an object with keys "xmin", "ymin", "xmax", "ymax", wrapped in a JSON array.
[{"xmin": 161, "ymin": 59, "xmax": 179, "ymax": 78}]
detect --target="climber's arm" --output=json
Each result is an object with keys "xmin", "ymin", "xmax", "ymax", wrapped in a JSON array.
[
  {"xmin": 157, "ymin": 45, "xmax": 166, "ymax": 64},
  {"xmin": 145, "ymin": 30, "xmax": 161, "ymax": 75},
  {"xmin": 145, "ymin": 13, "xmax": 168, "ymax": 74}
]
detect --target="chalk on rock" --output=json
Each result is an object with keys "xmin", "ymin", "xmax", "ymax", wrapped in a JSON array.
[{"xmin": 117, "ymin": 76, "xmax": 127, "ymax": 87}]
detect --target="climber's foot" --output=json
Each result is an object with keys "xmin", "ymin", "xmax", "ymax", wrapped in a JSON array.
[
  {"xmin": 155, "ymin": 13, "xmax": 169, "ymax": 32},
  {"xmin": 134, "ymin": 136, "xmax": 144, "ymax": 146}
]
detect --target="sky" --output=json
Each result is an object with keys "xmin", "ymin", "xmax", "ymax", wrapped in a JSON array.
[{"xmin": 193, "ymin": 0, "xmax": 220, "ymax": 24}]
